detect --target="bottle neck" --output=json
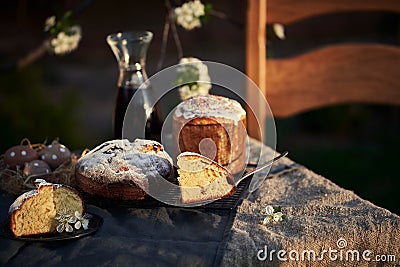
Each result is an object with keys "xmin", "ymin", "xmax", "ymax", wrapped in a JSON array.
[{"xmin": 118, "ymin": 63, "xmax": 149, "ymax": 89}]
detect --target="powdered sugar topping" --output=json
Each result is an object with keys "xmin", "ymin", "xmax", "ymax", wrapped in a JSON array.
[
  {"xmin": 174, "ymin": 95, "xmax": 246, "ymax": 124},
  {"xmin": 9, "ymin": 179, "xmax": 63, "ymax": 213},
  {"xmin": 77, "ymin": 139, "xmax": 173, "ymax": 184}
]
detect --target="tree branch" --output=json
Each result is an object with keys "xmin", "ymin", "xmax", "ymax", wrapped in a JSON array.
[
  {"xmin": 166, "ymin": 0, "xmax": 183, "ymax": 59},
  {"xmin": 16, "ymin": 40, "xmax": 49, "ymax": 70},
  {"xmin": 157, "ymin": 13, "xmax": 171, "ymax": 70}
]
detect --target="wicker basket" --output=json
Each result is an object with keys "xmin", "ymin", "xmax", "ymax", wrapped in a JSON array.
[{"xmin": 0, "ymin": 139, "xmax": 83, "ymax": 195}]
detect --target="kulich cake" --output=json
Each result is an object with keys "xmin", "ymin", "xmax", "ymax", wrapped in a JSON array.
[
  {"xmin": 75, "ymin": 139, "xmax": 174, "ymax": 200},
  {"xmin": 177, "ymin": 152, "xmax": 235, "ymax": 203},
  {"xmin": 9, "ymin": 179, "xmax": 85, "ymax": 237},
  {"xmin": 173, "ymin": 94, "xmax": 247, "ymax": 174}
]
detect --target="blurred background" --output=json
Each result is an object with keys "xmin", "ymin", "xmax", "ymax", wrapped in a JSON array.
[{"xmin": 0, "ymin": 0, "xmax": 399, "ymax": 214}]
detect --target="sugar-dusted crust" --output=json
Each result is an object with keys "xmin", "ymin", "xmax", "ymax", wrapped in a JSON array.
[
  {"xmin": 75, "ymin": 139, "xmax": 174, "ymax": 200},
  {"xmin": 8, "ymin": 180, "xmax": 85, "ymax": 214},
  {"xmin": 173, "ymin": 95, "xmax": 247, "ymax": 174},
  {"xmin": 174, "ymin": 95, "xmax": 246, "ymax": 124}
]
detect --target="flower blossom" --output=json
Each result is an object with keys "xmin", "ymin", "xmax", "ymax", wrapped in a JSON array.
[
  {"xmin": 50, "ymin": 26, "xmax": 82, "ymax": 55},
  {"xmin": 55, "ymin": 210, "xmax": 91, "ymax": 233},
  {"xmin": 272, "ymin": 23, "xmax": 286, "ymax": 40},
  {"xmin": 44, "ymin": 12, "xmax": 82, "ymax": 55},
  {"xmin": 73, "ymin": 211, "xmax": 92, "ymax": 230},
  {"xmin": 262, "ymin": 205, "xmax": 285, "ymax": 225},
  {"xmin": 177, "ymin": 57, "xmax": 211, "ymax": 100},
  {"xmin": 55, "ymin": 210, "xmax": 74, "ymax": 233},
  {"xmin": 44, "ymin": 16, "xmax": 56, "ymax": 32},
  {"xmin": 174, "ymin": 0, "xmax": 205, "ymax": 30}
]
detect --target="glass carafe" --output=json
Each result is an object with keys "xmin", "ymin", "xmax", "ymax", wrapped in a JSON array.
[{"xmin": 106, "ymin": 31, "xmax": 162, "ymax": 140}]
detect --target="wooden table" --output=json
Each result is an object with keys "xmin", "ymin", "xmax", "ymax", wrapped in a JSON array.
[{"xmin": 0, "ymin": 138, "xmax": 399, "ymax": 266}]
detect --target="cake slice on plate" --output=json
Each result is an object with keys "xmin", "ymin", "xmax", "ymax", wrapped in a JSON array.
[
  {"xmin": 177, "ymin": 152, "xmax": 235, "ymax": 204},
  {"xmin": 9, "ymin": 179, "xmax": 85, "ymax": 237}
]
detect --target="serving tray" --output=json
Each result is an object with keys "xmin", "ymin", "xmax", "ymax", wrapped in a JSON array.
[{"xmin": 80, "ymin": 173, "xmax": 251, "ymax": 210}]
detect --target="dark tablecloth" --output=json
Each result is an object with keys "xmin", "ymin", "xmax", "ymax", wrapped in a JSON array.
[
  {"xmin": 0, "ymin": 138, "xmax": 279, "ymax": 266},
  {"xmin": 0, "ymin": 195, "xmax": 237, "ymax": 267}
]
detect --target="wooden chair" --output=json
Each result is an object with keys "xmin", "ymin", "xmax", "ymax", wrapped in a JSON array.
[{"xmin": 246, "ymin": 0, "xmax": 400, "ymax": 140}]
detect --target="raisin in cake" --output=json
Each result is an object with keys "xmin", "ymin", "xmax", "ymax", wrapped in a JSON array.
[
  {"xmin": 9, "ymin": 179, "xmax": 85, "ymax": 237},
  {"xmin": 177, "ymin": 152, "xmax": 235, "ymax": 203},
  {"xmin": 173, "ymin": 95, "xmax": 247, "ymax": 174},
  {"xmin": 75, "ymin": 139, "xmax": 174, "ymax": 200}
]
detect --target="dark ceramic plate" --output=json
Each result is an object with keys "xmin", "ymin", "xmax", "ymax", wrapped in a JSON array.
[{"xmin": 0, "ymin": 212, "xmax": 102, "ymax": 242}]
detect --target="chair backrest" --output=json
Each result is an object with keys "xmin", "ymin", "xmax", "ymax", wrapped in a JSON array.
[{"xmin": 246, "ymin": 0, "xmax": 400, "ymax": 140}]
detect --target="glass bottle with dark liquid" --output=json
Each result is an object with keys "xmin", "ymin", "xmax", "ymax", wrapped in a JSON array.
[{"xmin": 107, "ymin": 31, "xmax": 162, "ymax": 140}]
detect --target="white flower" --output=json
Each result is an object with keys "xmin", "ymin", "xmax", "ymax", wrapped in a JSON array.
[
  {"xmin": 175, "ymin": 0, "xmax": 205, "ymax": 30},
  {"xmin": 177, "ymin": 57, "xmax": 211, "ymax": 100},
  {"xmin": 178, "ymin": 85, "xmax": 192, "ymax": 100},
  {"xmin": 273, "ymin": 212, "xmax": 284, "ymax": 222},
  {"xmin": 272, "ymin": 23, "xmax": 286, "ymax": 40},
  {"xmin": 44, "ymin": 16, "xmax": 56, "ymax": 32},
  {"xmin": 55, "ymin": 209, "xmax": 70, "ymax": 221},
  {"xmin": 49, "ymin": 26, "xmax": 82, "ymax": 55},
  {"xmin": 73, "ymin": 211, "xmax": 92, "ymax": 230},
  {"xmin": 55, "ymin": 210, "xmax": 74, "ymax": 233},
  {"xmin": 57, "ymin": 221, "xmax": 74, "ymax": 233},
  {"xmin": 55, "ymin": 210, "xmax": 91, "ymax": 233},
  {"xmin": 265, "ymin": 205, "xmax": 274, "ymax": 215},
  {"xmin": 262, "ymin": 205, "xmax": 285, "ymax": 225}
]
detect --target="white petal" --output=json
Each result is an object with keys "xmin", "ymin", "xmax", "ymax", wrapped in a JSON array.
[
  {"xmin": 265, "ymin": 205, "xmax": 274, "ymax": 215},
  {"xmin": 184, "ymin": 14, "xmax": 193, "ymax": 22},
  {"xmin": 74, "ymin": 221, "xmax": 82, "ymax": 230},
  {"xmin": 192, "ymin": 1, "xmax": 205, "ymax": 17},
  {"xmin": 56, "ymin": 224, "xmax": 65, "ymax": 233},
  {"xmin": 65, "ymin": 224, "xmax": 74, "ymax": 232},
  {"xmin": 44, "ymin": 16, "xmax": 56, "ymax": 31},
  {"xmin": 179, "ymin": 58, "xmax": 189, "ymax": 64},
  {"xmin": 82, "ymin": 220, "xmax": 90, "ymax": 230},
  {"xmin": 273, "ymin": 23, "xmax": 286, "ymax": 40},
  {"xmin": 68, "ymin": 216, "xmax": 77, "ymax": 224},
  {"xmin": 45, "ymin": 16, "xmax": 56, "ymax": 27},
  {"xmin": 190, "ymin": 19, "xmax": 201, "ymax": 29},
  {"xmin": 75, "ymin": 211, "xmax": 82, "ymax": 219},
  {"xmin": 175, "ymin": 7, "xmax": 182, "ymax": 15},
  {"xmin": 51, "ymin": 38, "xmax": 59, "ymax": 46},
  {"xmin": 58, "ymin": 32, "xmax": 66, "ymax": 39},
  {"xmin": 273, "ymin": 213, "xmax": 283, "ymax": 222}
]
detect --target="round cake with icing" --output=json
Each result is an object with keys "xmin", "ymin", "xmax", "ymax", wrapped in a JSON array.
[
  {"xmin": 173, "ymin": 94, "xmax": 247, "ymax": 174},
  {"xmin": 75, "ymin": 139, "xmax": 174, "ymax": 200}
]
